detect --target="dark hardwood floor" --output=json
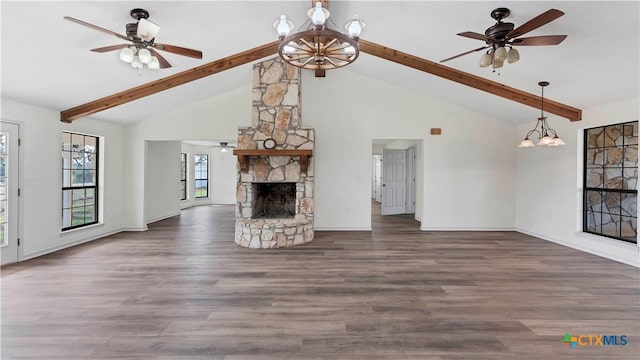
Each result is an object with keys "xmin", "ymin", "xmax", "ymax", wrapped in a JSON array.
[{"xmin": 2, "ymin": 203, "xmax": 639, "ymax": 359}]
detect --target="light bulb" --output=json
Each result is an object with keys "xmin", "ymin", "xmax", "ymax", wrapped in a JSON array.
[
  {"xmin": 518, "ymin": 139, "xmax": 535, "ymax": 148},
  {"xmin": 343, "ymin": 43, "xmax": 356, "ymax": 54},
  {"xmin": 148, "ymin": 56, "xmax": 160, "ymax": 69},
  {"xmin": 479, "ymin": 52, "xmax": 492, "ymax": 67},
  {"xmin": 492, "ymin": 57, "xmax": 504, "ymax": 69},
  {"xmin": 130, "ymin": 56, "xmax": 143, "ymax": 69},
  {"xmin": 311, "ymin": 2, "xmax": 327, "ymax": 26},
  {"xmin": 283, "ymin": 41, "xmax": 296, "ymax": 54},
  {"xmin": 538, "ymin": 135, "xmax": 553, "ymax": 146},
  {"xmin": 346, "ymin": 15, "xmax": 363, "ymax": 37},
  {"xmin": 494, "ymin": 46, "xmax": 507, "ymax": 61},
  {"xmin": 275, "ymin": 15, "xmax": 292, "ymax": 37},
  {"xmin": 507, "ymin": 47, "xmax": 520, "ymax": 63},
  {"xmin": 119, "ymin": 47, "xmax": 134, "ymax": 63},
  {"xmin": 552, "ymin": 136, "xmax": 566, "ymax": 146},
  {"xmin": 138, "ymin": 48, "xmax": 152, "ymax": 64}
]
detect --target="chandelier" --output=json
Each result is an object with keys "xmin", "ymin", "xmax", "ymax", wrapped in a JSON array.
[
  {"xmin": 519, "ymin": 81, "xmax": 566, "ymax": 148},
  {"xmin": 274, "ymin": 2, "xmax": 365, "ymax": 77}
]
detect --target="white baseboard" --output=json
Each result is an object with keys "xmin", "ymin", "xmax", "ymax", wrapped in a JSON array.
[
  {"xmin": 315, "ymin": 227, "xmax": 372, "ymax": 231},
  {"xmin": 517, "ymin": 228, "xmax": 640, "ymax": 268},
  {"xmin": 22, "ymin": 228, "xmax": 124, "ymax": 261},
  {"xmin": 146, "ymin": 211, "xmax": 181, "ymax": 225},
  {"xmin": 121, "ymin": 226, "xmax": 148, "ymax": 232},
  {"xmin": 420, "ymin": 226, "xmax": 516, "ymax": 231}
]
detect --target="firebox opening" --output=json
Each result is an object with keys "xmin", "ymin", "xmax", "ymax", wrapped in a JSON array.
[{"xmin": 252, "ymin": 182, "xmax": 296, "ymax": 219}]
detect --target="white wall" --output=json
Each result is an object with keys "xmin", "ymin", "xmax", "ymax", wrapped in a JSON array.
[
  {"xmin": 1, "ymin": 98, "xmax": 125, "ymax": 259},
  {"xmin": 122, "ymin": 86, "xmax": 250, "ymax": 229},
  {"xmin": 179, "ymin": 143, "xmax": 236, "ymax": 209},
  {"xmin": 516, "ymin": 97, "xmax": 640, "ymax": 267},
  {"xmin": 209, "ymin": 147, "xmax": 237, "ymax": 204},
  {"xmin": 120, "ymin": 68, "xmax": 516, "ymax": 232},
  {"xmin": 145, "ymin": 141, "xmax": 182, "ymax": 223},
  {"xmin": 301, "ymin": 70, "xmax": 517, "ymax": 231}
]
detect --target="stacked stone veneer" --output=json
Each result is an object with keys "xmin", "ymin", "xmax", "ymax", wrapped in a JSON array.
[{"xmin": 235, "ymin": 57, "xmax": 315, "ymax": 248}]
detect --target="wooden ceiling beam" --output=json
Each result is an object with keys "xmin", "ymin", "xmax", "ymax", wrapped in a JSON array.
[
  {"xmin": 60, "ymin": 41, "xmax": 280, "ymax": 122},
  {"xmin": 359, "ymin": 39, "xmax": 582, "ymax": 121},
  {"xmin": 61, "ymin": 37, "xmax": 582, "ymax": 123}
]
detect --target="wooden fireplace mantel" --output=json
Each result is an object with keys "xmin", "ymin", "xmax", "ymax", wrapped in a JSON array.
[{"xmin": 233, "ymin": 149, "xmax": 313, "ymax": 172}]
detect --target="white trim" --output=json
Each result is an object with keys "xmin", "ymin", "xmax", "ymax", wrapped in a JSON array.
[
  {"xmin": 517, "ymin": 228, "xmax": 639, "ymax": 268},
  {"xmin": 315, "ymin": 227, "xmax": 372, "ymax": 231},
  {"xmin": 146, "ymin": 211, "xmax": 181, "ymax": 225},
  {"xmin": 60, "ymin": 222, "xmax": 104, "ymax": 234},
  {"xmin": 121, "ymin": 226, "xmax": 148, "ymax": 232},
  {"xmin": 22, "ymin": 228, "xmax": 124, "ymax": 261},
  {"xmin": 420, "ymin": 226, "xmax": 516, "ymax": 231}
]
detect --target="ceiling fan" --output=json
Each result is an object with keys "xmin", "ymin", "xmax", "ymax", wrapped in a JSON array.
[
  {"xmin": 441, "ymin": 8, "xmax": 567, "ymax": 69},
  {"xmin": 211, "ymin": 141, "xmax": 237, "ymax": 153},
  {"xmin": 64, "ymin": 8, "xmax": 203, "ymax": 69}
]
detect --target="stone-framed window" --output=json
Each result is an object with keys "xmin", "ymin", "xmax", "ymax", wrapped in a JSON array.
[{"xmin": 583, "ymin": 121, "xmax": 637, "ymax": 243}]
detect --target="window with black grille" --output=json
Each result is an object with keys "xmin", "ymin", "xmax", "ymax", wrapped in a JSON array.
[
  {"xmin": 583, "ymin": 121, "xmax": 637, "ymax": 243},
  {"xmin": 62, "ymin": 132, "xmax": 99, "ymax": 230}
]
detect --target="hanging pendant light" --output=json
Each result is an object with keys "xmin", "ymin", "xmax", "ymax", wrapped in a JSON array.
[{"xmin": 518, "ymin": 81, "xmax": 565, "ymax": 148}]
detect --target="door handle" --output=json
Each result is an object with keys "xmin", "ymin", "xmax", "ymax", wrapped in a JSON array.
[{"xmin": 382, "ymin": 184, "xmax": 386, "ymax": 187}]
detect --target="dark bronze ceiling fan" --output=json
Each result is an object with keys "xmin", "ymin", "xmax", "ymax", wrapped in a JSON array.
[
  {"xmin": 441, "ymin": 8, "xmax": 567, "ymax": 66},
  {"xmin": 64, "ymin": 8, "xmax": 203, "ymax": 69}
]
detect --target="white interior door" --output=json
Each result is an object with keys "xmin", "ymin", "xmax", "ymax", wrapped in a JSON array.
[
  {"xmin": 381, "ymin": 149, "xmax": 406, "ymax": 215},
  {"xmin": 1, "ymin": 122, "xmax": 20, "ymax": 265}
]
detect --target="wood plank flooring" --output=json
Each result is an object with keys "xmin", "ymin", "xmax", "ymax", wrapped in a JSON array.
[{"xmin": 2, "ymin": 203, "xmax": 639, "ymax": 359}]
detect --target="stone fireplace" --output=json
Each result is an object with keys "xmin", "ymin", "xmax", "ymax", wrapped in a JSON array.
[{"xmin": 234, "ymin": 57, "xmax": 315, "ymax": 248}]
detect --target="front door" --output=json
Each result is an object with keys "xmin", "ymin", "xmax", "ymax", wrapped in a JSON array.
[
  {"xmin": 1, "ymin": 122, "xmax": 20, "ymax": 265},
  {"xmin": 381, "ymin": 149, "xmax": 406, "ymax": 215}
]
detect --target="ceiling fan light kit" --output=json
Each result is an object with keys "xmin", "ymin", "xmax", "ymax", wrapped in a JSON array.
[
  {"xmin": 519, "ymin": 81, "xmax": 566, "ymax": 148},
  {"xmin": 274, "ymin": 2, "xmax": 365, "ymax": 77}
]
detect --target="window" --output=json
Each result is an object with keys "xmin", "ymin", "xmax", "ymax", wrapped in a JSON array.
[
  {"xmin": 583, "ymin": 121, "xmax": 637, "ymax": 243},
  {"xmin": 180, "ymin": 153, "xmax": 187, "ymax": 200},
  {"xmin": 62, "ymin": 132, "xmax": 99, "ymax": 230},
  {"xmin": 194, "ymin": 154, "xmax": 208, "ymax": 198}
]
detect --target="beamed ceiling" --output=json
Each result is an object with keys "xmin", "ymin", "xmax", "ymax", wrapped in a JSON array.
[{"xmin": 2, "ymin": 1, "xmax": 638, "ymax": 125}]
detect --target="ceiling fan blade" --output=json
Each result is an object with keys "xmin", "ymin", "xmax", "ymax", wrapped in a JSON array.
[
  {"xmin": 153, "ymin": 43, "xmax": 203, "ymax": 59},
  {"xmin": 510, "ymin": 35, "xmax": 567, "ymax": 46},
  {"xmin": 90, "ymin": 44, "xmax": 129, "ymax": 53},
  {"xmin": 457, "ymin": 31, "xmax": 489, "ymax": 42},
  {"xmin": 440, "ymin": 46, "xmax": 489, "ymax": 63},
  {"xmin": 148, "ymin": 48, "xmax": 172, "ymax": 69},
  {"xmin": 507, "ymin": 9, "xmax": 564, "ymax": 39},
  {"xmin": 63, "ymin": 16, "xmax": 129, "ymax": 41}
]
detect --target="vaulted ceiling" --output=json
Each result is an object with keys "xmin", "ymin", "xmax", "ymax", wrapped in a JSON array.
[{"xmin": 2, "ymin": 1, "xmax": 638, "ymax": 125}]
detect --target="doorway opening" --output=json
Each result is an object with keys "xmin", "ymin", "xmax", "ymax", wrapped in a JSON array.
[
  {"xmin": 1, "ymin": 121, "xmax": 20, "ymax": 265},
  {"xmin": 371, "ymin": 139, "xmax": 422, "ymax": 231}
]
